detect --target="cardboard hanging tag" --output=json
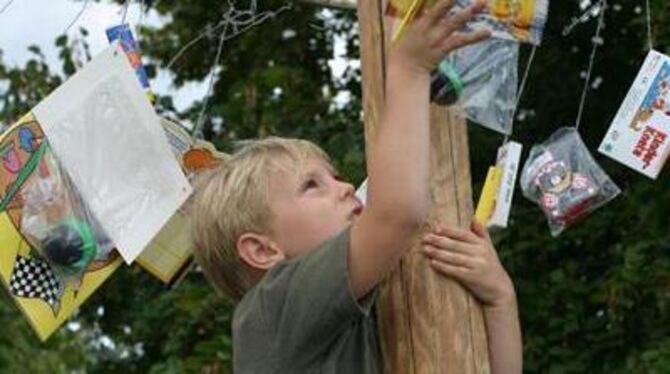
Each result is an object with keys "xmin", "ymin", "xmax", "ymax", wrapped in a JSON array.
[
  {"xmin": 599, "ymin": 50, "xmax": 670, "ymax": 179},
  {"xmin": 488, "ymin": 141, "xmax": 523, "ymax": 229},
  {"xmin": 106, "ymin": 24, "xmax": 154, "ymax": 103}
]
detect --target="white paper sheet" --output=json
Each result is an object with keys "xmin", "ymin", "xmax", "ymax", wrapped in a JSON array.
[{"xmin": 33, "ymin": 44, "xmax": 192, "ymax": 264}]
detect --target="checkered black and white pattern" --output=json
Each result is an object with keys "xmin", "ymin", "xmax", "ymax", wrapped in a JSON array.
[{"xmin": 9, "ymin": 256, "xmax": 61, "ymax": 313}]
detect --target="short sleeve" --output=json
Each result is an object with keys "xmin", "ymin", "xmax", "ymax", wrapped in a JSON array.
[{"xmin": 256, "ymin": 227, "xmax": 376, "ymax": 356}]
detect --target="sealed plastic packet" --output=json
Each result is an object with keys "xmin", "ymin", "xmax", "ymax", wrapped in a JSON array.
[
  {"xmin": 431, "ymin": 37, "xmax": 519, "ymax": 134},
  {"xmin": 20, "ymin": 145, "xmax": 114, "ymax": 291},
  {"xmin": 428, "ymin": 0, "xmax": 548, "ymax": 134},
  {"xmin": 520, "ymin": 127, "xmax": 621, "ymax": 236}
]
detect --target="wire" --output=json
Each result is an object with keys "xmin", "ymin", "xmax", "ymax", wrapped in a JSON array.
[
  {"xmin": 575, "ymin": 0, "xmax": 607, "ymax": 131},
  {"xmin": 503, "ymin": 45, "xmax": 538, "ymax": 144},
  {"xmin": 0, "ymin": 0, "xmax": 15, "ymax": 15},
  {"xmin": 645, "ymin": 0, "xmax": 653, "ymax": 51},
  {"xmin": 165, "ymin": 2, "xmax": 291, "ymax": 71},
  {"xmin": 185, "ymin": 1, "xmax": 292, "ymax": 139},
  {"xmin": 121, "ymin": 0, "xmax": 132, "ymax": 24},
  {"xmin": 64, "ymin": 0, "xmax": 92, "ymax": 34}
]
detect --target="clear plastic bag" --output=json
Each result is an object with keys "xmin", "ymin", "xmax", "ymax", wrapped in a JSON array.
[
  {"xmin": 34, "ymin": 45, "xmax": 192, "ymax": 264},
  {"xmin": 431, "ymin": 37, "xmax": 519, "ymax": 135},
  {"xmin": 520, "ymin": 127, "xmax": 621, "ymax": 236},
  {"xmin": 20, "ymin": 145, "xmax": 114, "ymax": 290}
]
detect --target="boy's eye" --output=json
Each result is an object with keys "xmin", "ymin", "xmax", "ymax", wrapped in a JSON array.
[{"xmin": 302, "ymin": 178, "xmax": 318, "ymax": 191}]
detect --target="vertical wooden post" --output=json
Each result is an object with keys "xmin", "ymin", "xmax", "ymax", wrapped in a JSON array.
[{"xmin": 357, "ymin": 1, "xmax": 491, "ymax": 373}]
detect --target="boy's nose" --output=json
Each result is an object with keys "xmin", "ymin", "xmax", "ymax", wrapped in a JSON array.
[{"xmin": 339, "ymin": 182, "xmax": 355, "ymax": 199}]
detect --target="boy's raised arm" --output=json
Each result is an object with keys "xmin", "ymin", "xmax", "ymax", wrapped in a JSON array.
[{"xmin": 349, "ymin": 0, "xmax": 489, "ymax": 298}]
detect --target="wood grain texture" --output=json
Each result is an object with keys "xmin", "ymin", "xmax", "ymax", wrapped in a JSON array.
[{"xmin": 356, "ymin": 1, "xmax": 491, "ymax": 373}]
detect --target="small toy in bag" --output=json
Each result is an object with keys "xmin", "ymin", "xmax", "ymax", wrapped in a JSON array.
[
  {"xmin": 430, "ymin": 37, "xmax": 519, "ymax": 134},
  {"xmin": 520, "ymin": 127, "xmax": 621, "ymax": 236},
  {"xmin": 19, "ymin": 145, "xmax": 114, "ymax": 291}
]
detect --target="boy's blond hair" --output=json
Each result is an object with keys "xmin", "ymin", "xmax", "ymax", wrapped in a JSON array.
[{"xmin": 191, "ymin": 137, "xmax": 330, "ymax": 303}]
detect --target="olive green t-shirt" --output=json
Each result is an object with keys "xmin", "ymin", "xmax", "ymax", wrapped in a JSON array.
[{"xmin": 232, "ymin": 228, "xmax": 382, "ymax": 373}]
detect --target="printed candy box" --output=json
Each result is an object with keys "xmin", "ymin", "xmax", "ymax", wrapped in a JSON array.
[{"xmin": 600, "ymin": 50, "xmax": 670, "ymax": 179}]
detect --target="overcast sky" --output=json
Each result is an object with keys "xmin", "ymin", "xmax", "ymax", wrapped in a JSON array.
[
  {"xmin": 1, "ymin": 0, "xmax": 353, "ymax": 118},
  {"xmin": 0, "ymin": 0, "xmax": 210, "ymax": 111}
]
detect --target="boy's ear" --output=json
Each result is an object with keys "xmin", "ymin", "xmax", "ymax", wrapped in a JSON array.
[{"xmin": 237, "ymin": 233, "xmax": 286, "ymax": 270}]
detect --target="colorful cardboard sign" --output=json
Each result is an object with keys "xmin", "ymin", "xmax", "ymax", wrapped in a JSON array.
[{"xmin": 0, "ymin": 114, "xmax": 122, "ymax": 341}]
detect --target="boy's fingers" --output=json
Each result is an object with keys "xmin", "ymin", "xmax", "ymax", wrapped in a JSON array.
[
  {"xmin": 441, "ymin": 28, "xmax": 491, "ymax": 52},
  {"xmin": 470, "ymin": 218, "xmax": 492, "ymax": 241},
  {"xmin": 425, "ymin": 0, "xmax": 455, "ymax": 26},
  {"xmin": 429, "ymin": 260, "xmax": 471, "ymax": 281},
  {"xmin": 439, "ymin": 1, "xmax": 485, "ymax": 37},
  {"xmin": 422, "ymin": 233, "xmax": 476, "ymax": 254},
  {"xmin": 422, "ymin": 233, "xmax": 452, "ymax": 249},
  {"xmin": 433, "ymin": 225, "xmax": 480, "ymax": 244},
  {"xmin": 423, "ymin": 245, "xmax": 473, "ymax": 268}
]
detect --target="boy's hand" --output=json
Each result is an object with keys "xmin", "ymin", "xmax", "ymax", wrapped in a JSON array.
[
  {"xmin": 390, "ymin": 0, "xmax": 491, "ymax": 76},
  {"xmin": 421, "ymin": 219, "xmax": 515, "ymax": 308}
]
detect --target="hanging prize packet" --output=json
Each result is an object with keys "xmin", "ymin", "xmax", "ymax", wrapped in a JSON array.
[
  {"xmin": 520, "ymin": 127, "xmax": 620, "ymax": 236},
  {"xmin": 599, "ymin": 50, "xmax": 670, "ymax": 179},
  {"xmin": 386, "ymin": 1, "xmax": 548, "ymax": 134},
  {"xmin": 106, "ymin": 24, "xmax": 154, "ymax": 102},
  {"xmin": 431, "ymin": 37, "xmax": 519, "ymax": 134}
]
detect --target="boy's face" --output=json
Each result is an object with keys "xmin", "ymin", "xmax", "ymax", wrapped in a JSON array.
[{"xmin": 267, "ymin": 157, "xmax": 363, "ymax": 259}]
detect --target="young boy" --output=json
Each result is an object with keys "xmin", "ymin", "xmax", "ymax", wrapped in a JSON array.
[{"xmin": 191, "ymin": 0, "xmax": 521, "ymax": 373}]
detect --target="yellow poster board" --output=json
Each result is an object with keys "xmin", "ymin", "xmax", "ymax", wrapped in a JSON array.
[{"xmin": 0, "ymin": 114, "xmax": 122, "ymax": 341}]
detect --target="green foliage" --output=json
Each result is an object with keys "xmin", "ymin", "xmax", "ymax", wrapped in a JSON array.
[{"xmin": 1, "ymin": 0, "xmax": 670, "ymax": 372}]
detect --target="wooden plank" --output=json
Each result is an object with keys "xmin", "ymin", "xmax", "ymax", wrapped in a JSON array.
[{"xmin": 356, "ymin": 1, "xmax": 491, "ymax": 373}]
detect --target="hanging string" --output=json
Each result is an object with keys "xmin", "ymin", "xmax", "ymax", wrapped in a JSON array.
[
  {"xmin": 0, "ymin": 0, "xmax": 15, "ymax": 15},
  {"xmin": 575, "ymin": 0, "xmax": 607, "ymax": 131},
  {"xmin": 165, "ymin": 2, "xmax": 291, "ymax": 71},
  {"xmin": 120, "ymin": 0, "xmax": 132, "ymax": 25},
  {"xmin": 503, "ymin": 45, "xmax": 538, "ymax": 145},
  {"xmin": 64, "ymin": 0, "xmax": 92, "ymax": 34},
  {"xmin": 645, "ymin": 0, "xmax": 653, "ymax": 51},
  {"xmin": 193, "ymin": 22, "xmax": 229, "ymax": 140}
]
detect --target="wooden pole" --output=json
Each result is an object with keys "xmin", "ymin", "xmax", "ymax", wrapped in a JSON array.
[{"xmin": 357, "ymin": 1, "xmax": 491, "ymax": 373}]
